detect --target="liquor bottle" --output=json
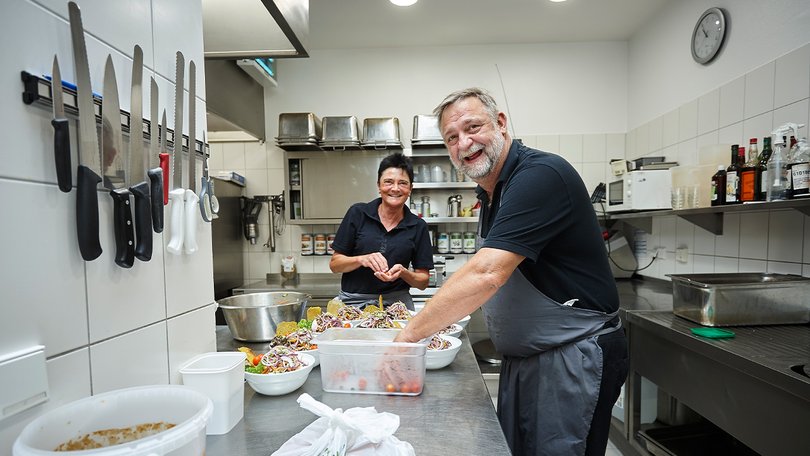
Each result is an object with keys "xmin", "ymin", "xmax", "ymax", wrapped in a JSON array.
[
  {"xmin": 788, "ymin": 137, "xmax": 810, "ymax": 198},
  {"xmin": 710, "ymin": 165, "xmax": 726, "ymax": 206},
  {"xmin": 724, "ymin": 144, "xmax": 741, "ymax": 204},
  {"xmin": 766, "ymin": 136, "xmax": 789, "ymax": 201},
  {"xmin": 756, "ymin": 137, "xmax": 773, "ymax": 201},
  {"xmin": 739, "ymin": 139, "xmax": 759, "ymax": 202}
]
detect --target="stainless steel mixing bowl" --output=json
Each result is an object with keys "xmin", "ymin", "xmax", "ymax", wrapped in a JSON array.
[{"xmin": 218, "ymin": 292, "xmax": 310, "ymax": 342}]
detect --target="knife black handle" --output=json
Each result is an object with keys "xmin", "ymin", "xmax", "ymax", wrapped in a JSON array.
[
  {"xmin": 129, "ymin": 181, "xmax": 153, "ymax": 262},
  {"xmin": 148, "ymin": 167, "xmax": 164, "ymax": 232},
  {"xmin": 76, "ymin": 165, "xmax": 102, "ymax": 261},
  {"xmin": 51, "ymin": 117, "xmax": 72, "ymax": 192},
  {"xmin": 110, "ymin": 188, "xmax": 135, "ymax": 268}
]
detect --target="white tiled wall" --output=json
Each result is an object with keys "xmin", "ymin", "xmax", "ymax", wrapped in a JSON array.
[
  {"xmin": 629, "ymin": 44, "xmax": 810, "ymax": 280},
  {"xmin": 0, "ymin": 1, "xmax": 214, "ymax": 452}
]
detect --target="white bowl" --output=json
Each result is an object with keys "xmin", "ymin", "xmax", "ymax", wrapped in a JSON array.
[
  {"xmin": 298, "ymin": 348, "xmax": 320, "ymax": 367},
  {"xmin": 456, "ymin": 315, "xmax": 471, "ymax": 329},
  {"xmin": 438, "ymin": 323, "xmax": 463, "ymax": 339},
  {"xmin": 426, "ymin": 335, "xmax": 462, "ymax": 369},
  {"xmin": 245, "ymin": 353, "xmax": 315, "ymax": 396}
]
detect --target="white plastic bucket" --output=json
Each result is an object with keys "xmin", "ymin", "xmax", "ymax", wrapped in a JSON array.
[
  {"xmin": 13, "ymin": 385, "xmax": 212, "ymax": 456},
  {"xmin": 179, "ymin": 352, "xmax": 245, "ymax": 435}
]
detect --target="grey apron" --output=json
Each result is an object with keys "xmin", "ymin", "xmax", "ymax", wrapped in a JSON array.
[{"xmin": 336, "ymin": 289, "xmax": 414, "ymax": 310}]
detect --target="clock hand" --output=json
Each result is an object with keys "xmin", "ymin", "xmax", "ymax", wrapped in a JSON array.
[{"xmin": 701, "ymin": 26, "xmax": 708, "ymax": 38}]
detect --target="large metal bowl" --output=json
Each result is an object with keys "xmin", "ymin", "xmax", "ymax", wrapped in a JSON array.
[{"xmin": 218, "ymin": 292, "xmax": 310, "ymax": 342}]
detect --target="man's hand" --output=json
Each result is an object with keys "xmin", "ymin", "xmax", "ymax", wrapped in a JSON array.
[{"xmin": 359, "ymin": 252, "xmax": 389, "ymax": 273}]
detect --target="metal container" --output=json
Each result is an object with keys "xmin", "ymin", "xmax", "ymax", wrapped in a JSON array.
[
  {"xmin": 412, "ymin": 114, "xmax": 442, "ymax": 140},
  {"xmin": 276, "ymin": 112, "xmax": 322, "ymax": 140},
  {"xmin": 361, "ymin": 117, "xmax": 401, "ymax": 147},
  {"xmin": 321, "ymin": 116, "xmax": 360, "ymax": 142},
  {"xmin": 217, "ymin": 292, "xmax": 310, "ymax": 341},
  {"xmin": 669, "ymin": 273, "xmax": 810, "ymax": 326}
]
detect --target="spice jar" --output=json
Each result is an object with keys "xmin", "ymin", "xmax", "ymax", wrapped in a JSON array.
[
  {"xmin": 463, "ymin": 232, "xmax": 476, "ymax": 253},
  {"xmin": 300, "ymin": 233, "xmax": 313, "ymax": 256},
  {"xmin": 314, "ymin": 234, "xmax": 327, "ymax": 255},
  {"xmin": 449, "ymin": 232, "xmax": 463, "ymax": 254},
  {"xmin": 437, "ymin": 232, "xmax": 450, "ymax": 254},
  {"xmin": 327, "ymin": 233, "xmax": 336, "ymax": 255}
]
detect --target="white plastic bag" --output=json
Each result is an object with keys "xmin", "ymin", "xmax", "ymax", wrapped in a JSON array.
[{"xmin": 271, "ymin": 393, "xmax": 415, "ymax": 456}]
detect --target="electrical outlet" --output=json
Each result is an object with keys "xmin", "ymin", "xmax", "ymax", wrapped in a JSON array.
[{"xmin": 675, "ymin": 247, "xmax": 689, "ymax": 263}]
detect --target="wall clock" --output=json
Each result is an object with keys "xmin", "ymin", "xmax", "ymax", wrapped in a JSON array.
[{"xmin": 691, "ymin": 7, "xmax": 727, "ymax": 65}]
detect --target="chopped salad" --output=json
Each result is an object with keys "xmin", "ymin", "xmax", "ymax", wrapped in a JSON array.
[
  {"xmin": 336, "ymin": 305, "xmax": 363, "ymax": 321},
  {"xmin": 239, "ymin": 346, "xmax": 307, "ymax": 374},
  {"xmin": 311, "ymin": 312, "xmax": 344, "ymax": 333},
  {"xmin": 356, "ymin": 310, "xmax": 400, "ymax": 329},
  {"xmin": 427, "ymin": 335, "xmax": 451, "ymax": 350},
  {"xmin": 385, "ymin": 302, "xmax": 411, "ymax": 320},
  {"xmin": 270, "ymin": 328, "xmax": 318, "ymax": 351}
]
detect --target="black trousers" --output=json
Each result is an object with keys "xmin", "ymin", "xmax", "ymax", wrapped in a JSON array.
[{"xmin": 585, "ymin": 328, "xmax": 629, "ymax": 456}]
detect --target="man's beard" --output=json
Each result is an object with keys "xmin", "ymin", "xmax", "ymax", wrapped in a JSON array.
[{"xmin": 452, "ymin": 129, "xmax": 506, "ymax": 180}]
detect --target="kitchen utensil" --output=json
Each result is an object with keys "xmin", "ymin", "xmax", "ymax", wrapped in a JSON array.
[
  {"xmin": 411, "ymin": 114, "xmax": 443, "ymax": 142},
  {"xmin": 50, "ymin": 55, "xmax": 71, "ymax": 193},
  {"xmin": 431, "ymin": 165, "xmax": 445, "ymax": 183},
  {"xmin": 690, "ymin": 327, "xmax": 735, "ymax": 339},
  {"xmin": 276, "ymin": 112, "xmax": 322, "ymax": 140},
  {"xmin": 159, "ymin": 109, "xmax": 169, "ymax": 205},
  {"xmin": 127, "ymin": 45, "xmax": 152, "ymax": 262},
  {"xmin": 178, "ymin": 352, "xmax": 245, "ymax": 435},
  {"xmin": 167, "ymin": 51, "xmax": 185, "ymax": 255},
  {"xmin": 361, "ymin": 117, "xmax": 402, "ymax": 148},
  {"xmin": 147, "ymin": 77, "xmax": 163, "ymax": 232},
  {"xmin": 102, "ymin": 55, "xmax": 135, "ymax": 268},
  {"xmin": 68, "ymin": 1, "xmax": 102, "ymax": 261},
  {"xmin": 217, "ymin": 292, "xmax": 309, "ymax": 342},
  {"xmin": 199, "ymin": 131, "xmax": 218, "ymax": 222},
  {"xmin": 183, "ymin": 60, "xmax": 199, "ymax": 254}
]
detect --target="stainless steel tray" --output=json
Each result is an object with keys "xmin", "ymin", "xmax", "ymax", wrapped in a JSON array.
[
  {"xmin": 669, "ymin": 273, "xmax": 810, "ymax": 326},
  {"xmin": 363, "ymin": 117, "xmax": 401, "ymax": 143},
  {"xmin": 277, "ymin": 112, "xmax": 322, "ymax": 139},
  {"xmin": 321, "ymin": 116, "xmax": 360, "ymax": 142},
  {"xmin": 412, "ymin": 114, "xmax": 442, "ymax": 141}
]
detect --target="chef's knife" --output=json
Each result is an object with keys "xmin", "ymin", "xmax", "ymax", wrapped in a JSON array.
[
  {"xmin": 166, "ymin": 51, "xmax": 185, "ymax": 255},
  {"xmin": 102, "ymin": 55, "xmax": 135, "ymax": 268},
  {"xmin": 183, "ymin": 60, "xmax": 199, "ymax": 254},
  {"xmin": 127, "ymin": 45, "xmax": 152, "ymax": 261},
  {"xmin": 68, "ymin": 1, "xmax": 102, "ymax": 261},
  {"xmin": 160, "ymin": 109, "xmax": 169, "ymax": 206},
  {"xmin": 51, "ymin": 55, "xmax": 72, "ymax": 193},
  {"xmin": 147, "ymin": 78, "xmax": 163, "ymax": 233}
]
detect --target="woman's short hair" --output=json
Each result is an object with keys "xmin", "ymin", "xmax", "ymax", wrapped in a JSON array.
[{"xmin": 378, "ymin": 152, "xmax": 414, "ymax": 184}]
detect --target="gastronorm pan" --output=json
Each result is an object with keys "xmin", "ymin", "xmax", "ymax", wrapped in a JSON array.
[
  {"xmin": 361, "ymin": 117, "xmax": 402, "ymax": 147},
  {"xmin": 321, "ymin": 116, "xmax": 360, "ymax": 142},
  {"xmin": 277, "ymin": 112, "xmax": 322, "ymax": 140},
  {"xmin": 412, "ymin": 114, "xmax": 443, "ymax": 141},
  {"xmin": 669, "ymin": 273, "xmax": 810, "ymax": 326}
]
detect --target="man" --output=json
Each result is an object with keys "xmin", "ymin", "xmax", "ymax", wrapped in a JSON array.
[{"xmin": 395, "ymin": 88, "xmax": 628, "ymax": 455}]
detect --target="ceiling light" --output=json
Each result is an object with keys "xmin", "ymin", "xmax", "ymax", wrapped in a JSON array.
[{"xmin": 390, "ymin": 0, "xmax": 418, "ymax": 6}]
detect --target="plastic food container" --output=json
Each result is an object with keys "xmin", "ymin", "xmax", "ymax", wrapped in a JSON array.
[
  {"xmin": 313, "ymin": 328, "xmax": 427, "ymax": 396},
  {"xmin": 13, "ymin": 385, "xmax": 212, "ymax": 456},
  {"xmin": 179, "ymin": 352, "xmax": 246, "ymax": 435}
]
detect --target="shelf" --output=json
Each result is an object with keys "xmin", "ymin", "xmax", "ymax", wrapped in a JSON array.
[
  {"xmin": 423, "ymin": 217, "xmax": 478, "ymax": 224},
  {"xmin": 606, "ymin": 198, "xmax": 810, "ymax": 235},
  {"xmin": 278, "ymin": 143, "xmax": 403, "ymax": 152},
  {"xmin": 20, "ymin": 71, "xmax": 207, "ymax": 157},
  {"xmin": 413, "ymin": 182, "xmax": 477, "ymax": 189}
]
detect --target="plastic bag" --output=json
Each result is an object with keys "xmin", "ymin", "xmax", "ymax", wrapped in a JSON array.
[{"xmin": 271, "ymin": 393, "xmax": 415, "ymax": 456}]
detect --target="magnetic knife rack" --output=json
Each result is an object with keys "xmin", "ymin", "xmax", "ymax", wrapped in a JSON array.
[{"xmin": 20, "ymin": 70, "xmax": 208, "ymax": 157}]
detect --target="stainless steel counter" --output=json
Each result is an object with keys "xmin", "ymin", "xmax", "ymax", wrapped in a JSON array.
[{"xmin": 207, "ymin": 326, "xmax": 510, "ymax": 455}]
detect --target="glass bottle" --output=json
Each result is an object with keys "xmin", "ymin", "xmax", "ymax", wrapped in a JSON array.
[
  {"xmin": 710, "ymin": 165, "xmax": 726, "ymax": 206},
  {"xmin": 724, "ymin": 144, "xmax": 741, "ymax": 204},
  {"xmin": 788, "ymin": 137, "xmax": 810, "ymax": 198},
  {"xmin": 756, "ymin": 137, "xmax": 772, "ymax": 201},
  {"xmin": 766, "ymin": 136, "xmax": 789, "ymax": 201},
  {"xmin": 289, "ymin": 161, "xmax": 300, "ymax": 186},
  {"xmin": 739, "ymin": 139, "xmax": 759, "ymax": 202}
]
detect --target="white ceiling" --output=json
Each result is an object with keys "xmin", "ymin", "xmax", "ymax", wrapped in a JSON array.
[{"xmin": 308, "ymin": 0, "xmax": 670, "ymax": 50}]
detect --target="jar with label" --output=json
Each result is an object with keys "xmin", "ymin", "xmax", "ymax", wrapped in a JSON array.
[
  {"xmin": 437, "ymin": 232, "xmax": 450, "ymax": 254},
  {"xmin": 314, "ymin": 234, "xmax": 327, "ymax": 255},
  {"xmin": 326, "ymin": 233, "xmax": 336, "ymax": 255},
  {"xmin": 281, "ymin": 254, "xmax": 297, "ymax": 280},
  {"xmin": 449, "ymin": 232, "xmax": 463, "ymax": 254},
  {"xmin": 300, "ymin": 233, "xmax": 313, "ymax": 256},
  {"xmin": 289, "ymin": 161, "xmax": 301, "ymax": 186},
  {"xmin": 463, "ymin": 232, "xmax": 476, "ymax": 253}
]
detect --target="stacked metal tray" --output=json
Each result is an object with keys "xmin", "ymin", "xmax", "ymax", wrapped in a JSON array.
[
  {"xmin": 361, "ymin": 117, "xmax": 402, "ymax": 149},
  {"xmin": 275, "ymin": 112, "xmax": 321, "ymax": 150},
  {"xmin": 319, "ymin": 115, "xmax": 361, "ymax": 150},
  {"xmin": 411, "ymin": 114, "xmax": 444, "ymax": 146}
]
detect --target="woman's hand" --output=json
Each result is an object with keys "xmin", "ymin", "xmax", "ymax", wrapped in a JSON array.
[
  {"xmin": 359, "ymin": 252, "xmax": 389, "ymax": 273},
  {"xmin": 374, "ymin": 263, "xmax": 405, "ymax": 282}
]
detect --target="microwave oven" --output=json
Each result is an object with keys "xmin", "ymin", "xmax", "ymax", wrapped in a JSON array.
[{"xmin": 606, "ymin": 170, "xmax": 672, "ymax": 212}]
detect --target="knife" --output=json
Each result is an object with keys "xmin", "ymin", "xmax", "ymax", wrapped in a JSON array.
[
  {"xmin": 166, "ymin": 51, "xmax": 185, "ymax": 255},
  {"xmin": 127, "ymin": 45, "xmax": 153, "ymax": 261},
  {"xmin": 199, "ymin": 131, "xmax": 217, "ymax": 222},
  {"xmin": 147, "ymin": 77, "xmax": 164, "ymax": 233},
  {"xmin": 102, "ymin": 55, "xmax": 135, "ymax": 268},
  {"xmin": 183, "ymin": 60, "xmax": 199, "ymax": 254},
  {"xmin": 160, "ymin": 109, "xmax": 170, "ymax": 206},
  {"xmin": 51, "ymin": 55, "xmax": 72, "ymax": 193},
  {"xmin": 68, "ymin": 1, "xmax": 102, "ymax": 261}
]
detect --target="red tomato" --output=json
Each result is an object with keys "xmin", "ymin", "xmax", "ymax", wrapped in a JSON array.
[
  {"xmin": 385, "ymin": 383, "xmax": 397, "ymax": 393},
  {"xmin": 252, "ymin": 355, "xmax": 263, "ymax": 366},
  {"xmin": 343, "ymin": 322, "xmax": 351, "ymax": 328},
  {"xmin": 400, "ymin": 383, "xmax": 411, "ymax": 394},
  {"xmin": 358, "ymin": 378, "xmax": 367, "ymax": 390},
  {"xmin": 410, "ymin": 382, "xmax": 422, "ymax": 393}
]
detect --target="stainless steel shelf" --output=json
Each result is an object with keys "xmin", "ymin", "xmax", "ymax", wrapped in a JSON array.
[
  {"xmin": 424, "ymin": 217, "xmax": 478, "ymax": 224},
  {"xmin": 413, "ymin": 182, "xmax": 477, "ymax": 189}
]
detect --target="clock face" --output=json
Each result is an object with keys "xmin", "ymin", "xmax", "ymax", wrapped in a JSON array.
[{"xmin": 692, "ymin": 8, "xmax": 726, "ymax": 64}]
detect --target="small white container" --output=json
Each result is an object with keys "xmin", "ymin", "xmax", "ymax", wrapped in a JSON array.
[
  {"xmin": 179, "ymin": 352, "xmax": 245, "ymax": 435},
  {"xmin": 426, "ymin": 335, "xmax": 463, "ymax": 370},
  {"xmin": 13, "ymin": 385, "xmax": 211, "ymax": 455},
  {"xmin": 244, "ymin": 353, "xmax": 316, "ymax": 396}
]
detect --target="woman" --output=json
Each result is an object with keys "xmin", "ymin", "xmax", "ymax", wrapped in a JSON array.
[{"xmin": 329, "ymin": 152, "xmax": 434, "ymax": 310}]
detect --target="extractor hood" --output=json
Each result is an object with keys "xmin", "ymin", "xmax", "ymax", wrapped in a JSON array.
[{"xmin": 203, "ymin": 0, "xmax": 309, "ymax": 59}]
